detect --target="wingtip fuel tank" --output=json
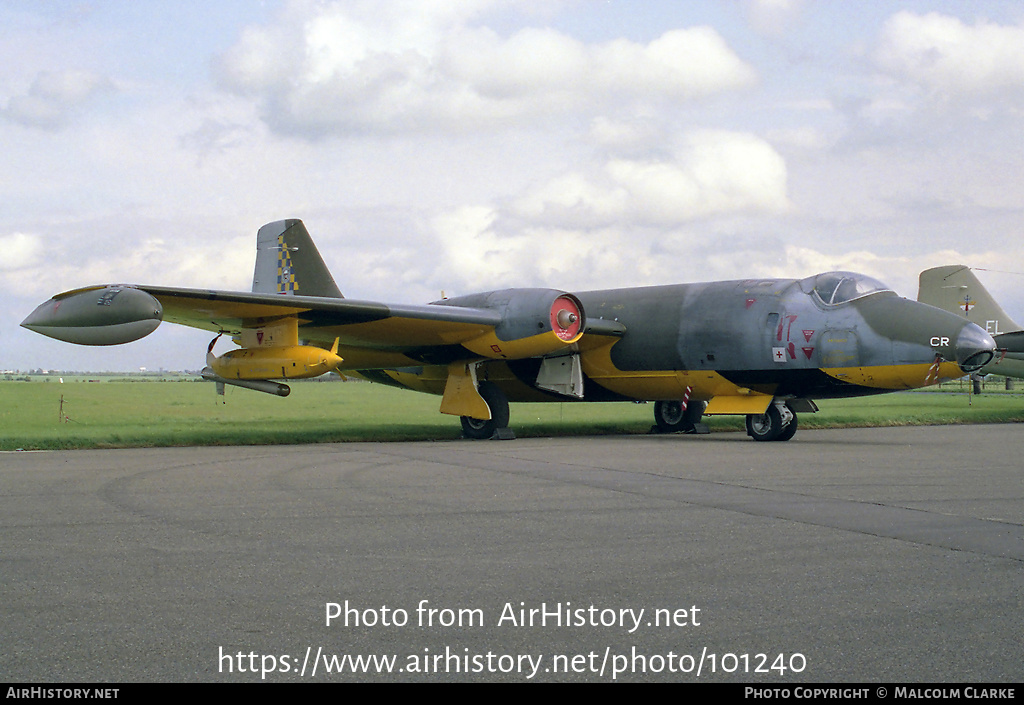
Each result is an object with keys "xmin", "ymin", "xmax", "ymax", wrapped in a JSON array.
[{"xmin": 20, "ymin": 286, "xmax": 163, "ymax": 346}]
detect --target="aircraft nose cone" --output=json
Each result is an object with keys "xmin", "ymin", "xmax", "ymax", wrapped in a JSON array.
[{"xmin": 956, "ymin": 323, "xmax": 996, "ymax": 373}]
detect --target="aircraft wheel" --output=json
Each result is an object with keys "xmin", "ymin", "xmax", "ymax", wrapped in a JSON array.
[
  {"xmin": 654, "ymin": 400, "xmax": 706, "ymax": 433},
  {"xmin": 654, "ymin": 400, "xmax": 686, "ymax": 433},
  {"xmin": 776, "ymin": 412, "xmax": 798, "ymax": 441},
  {"xmin": 746, "ymin": 404, "xmax": 793, "ymax": 442},
  {"xmin": 460, "ymin": 381, "xmax": 510, "ymax": 440}
]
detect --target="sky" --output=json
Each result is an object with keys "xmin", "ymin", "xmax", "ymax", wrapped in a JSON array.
[{"xmin": 4, "ymin": 0, "xmax": 1024, "ymax": 371}]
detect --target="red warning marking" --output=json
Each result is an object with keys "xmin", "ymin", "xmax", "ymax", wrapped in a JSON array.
[
  {"xmin": 788, "ymin": 342, "xmax": 796, "ymax": 359},
  {"xmin": 256, "ymin": 330, "xmax": 264, "ymax": 345},
  {"xmin": 802, "ymin": 347, "xmax": 814, "ymax": 360},
  {"xmin": 802, "ymin": 329, "xmax": 814, "ymax": 343},
  {"xmin": 777, "ymin": 315, "xmax": 799, "ymax": 342},
  {"xmin": 746, "ymin": 298, "xmax": 757, "ymax": 309},
  {"xmin": 491, "ymin": 344, "xmax": 502, "ymax": 353}
]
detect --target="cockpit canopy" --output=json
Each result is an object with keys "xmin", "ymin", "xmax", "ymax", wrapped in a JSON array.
[{"xmin": 800, "ymin": 271, "xmax": 894, "ymax": 306}]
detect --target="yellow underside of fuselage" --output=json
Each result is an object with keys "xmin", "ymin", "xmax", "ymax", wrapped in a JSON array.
[
  {"xmin": 345, "ymin": 340, "xmax": 964, "ymax": 416},
  {"xmin": 578, "ymin": 343, "xmax": 754, "ymax": 401},
  {"xmin": 359, "ymin": 360, "xmax": 962, "ymax": 411},
  {"xmin": 821, "ymin": 361, "xmax": 962, "ymax": 389}
]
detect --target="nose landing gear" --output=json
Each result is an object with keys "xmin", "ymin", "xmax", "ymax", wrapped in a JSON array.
[{"xmin": 746, "ymin": 402, "xmax": 797, "ymax": 442}]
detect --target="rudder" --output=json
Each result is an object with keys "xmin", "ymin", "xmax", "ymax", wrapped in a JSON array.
[
  {"xmin": 918, "ymin": 265, "xmax": 1019, "ymax": 335},
  {"xmin": 252, "ymin": 219, "xmax": 344, "ymax": 298}
]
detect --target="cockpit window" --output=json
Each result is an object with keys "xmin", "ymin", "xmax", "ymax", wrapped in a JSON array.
[{"xmin": 800, "ymin": 272, "xmax": 893, "ymax": 306}]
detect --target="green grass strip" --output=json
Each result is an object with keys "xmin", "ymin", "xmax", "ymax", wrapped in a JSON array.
[{"xmin": 3, "ymin": 378, "xmax": 1023, "ymax": 450}]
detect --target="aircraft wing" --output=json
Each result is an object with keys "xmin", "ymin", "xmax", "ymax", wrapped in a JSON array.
[
  {"xmin": 144, "ymin": 285, "xmax": 504, "ymax": 348},
  {"xmin": 23, "ymin": 282, "xmax": 624, "ymax": 363}
]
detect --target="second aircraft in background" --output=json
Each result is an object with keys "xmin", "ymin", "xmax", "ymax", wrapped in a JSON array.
[{"xmin": 918, "ymin": 265, "xmax": 1024, "ymax": 379}]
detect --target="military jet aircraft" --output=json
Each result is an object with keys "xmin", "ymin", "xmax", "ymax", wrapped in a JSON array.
[
  {"xmin": 23, "ymin": 220, "xmax": 997, "ymax": 441},
  {"xmin": 918, "ymin": 265, "xmax": 1024, "ymax": 378}
]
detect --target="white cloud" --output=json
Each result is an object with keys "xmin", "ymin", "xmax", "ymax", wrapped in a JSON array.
[
  {"xmin": 427, "ymin": 129, "xmax": 791, "ymax": 294},
  {"xmin": 512, "ymin": 130, "xmax": 790, "ymax": 227},
  {"xmin": 746, "ymin": 0, "xmax": 806, "ymax": 36},
  {"xmin": 215, "ymin": 0, "xmax": 756, "ymax": 136},
  {"xmin": 2, "ymin": 70, "xmax": 113, "ymax": 129},
  {"xmin": 875, "ymin": 12, "xmax": 1024, "ymax": 96},
  {"xmin": 430, "ymin": 205, "xmax": 653, "ymax": 294},
  {"xmin": 765, "ymin": 126, "xmax": 831, "ymax": 151},
  {"xmin": 588, "ymin": 116, "xmax": 665, "ymax": 153},
  {"xmin": 779, "ymin": 245, "xmax": 903, "ymax": 281},
  {"xmin": 0, "ymin": 232, "xmax": 43, "ymax": 270}
]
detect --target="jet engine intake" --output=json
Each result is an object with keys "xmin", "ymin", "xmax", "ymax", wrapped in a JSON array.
[{"xmin": 456, "ymin": 290, "xmax": 586, "ymax": 359}]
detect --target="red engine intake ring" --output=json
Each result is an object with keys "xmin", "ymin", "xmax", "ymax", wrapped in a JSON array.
[{"xmin": 550, "ymin": 295, "xmax": 583, "ymax": 342}]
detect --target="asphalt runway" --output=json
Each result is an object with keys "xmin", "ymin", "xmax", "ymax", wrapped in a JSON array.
[{"xmin": 2, "ymin": 425, "xmax": 1022, "ymax": 683}]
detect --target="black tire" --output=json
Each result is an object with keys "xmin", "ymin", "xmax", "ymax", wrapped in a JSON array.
[
  {"xmin": 746, "ymin": 404, "xmax": 784, "ymax": 442},
  {"xmin": 654, "ymin": 400, "xmax": 706, "ymax": 433},
  {"xmin": 460, "ymin": 381, "xmax": 510, "ymax": 439},
  {"xmin": 776, "ymin": 412, "xmax": 798, "ymax": 442},
  {"xmin": 654, "ymin": 400, "xmax": 686, "ymax": 433}
]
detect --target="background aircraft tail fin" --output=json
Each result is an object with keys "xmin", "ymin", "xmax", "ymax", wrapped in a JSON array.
[
  {"xmin": 918, "ymin": 265, "xmax": 1019, "ymax": 334},
  {"xmin": 252, "ymin": 219, "xmax": 344, "ymax": 298}
]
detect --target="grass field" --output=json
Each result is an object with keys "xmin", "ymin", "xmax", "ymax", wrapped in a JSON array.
[{"xmin": 2, "ymin": 376, "xmax": 1024, "ymax": 450}]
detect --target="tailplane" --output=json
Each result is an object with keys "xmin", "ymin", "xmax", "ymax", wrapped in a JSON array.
[
  {"xmin": 918, "ymin": 265, "xmax": 1019, "ymax": 336},
  {"xmin": 252, "ymin": 219, "xmax": 343, "ymax": 298}
]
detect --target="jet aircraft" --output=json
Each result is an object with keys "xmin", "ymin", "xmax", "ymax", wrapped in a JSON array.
[
  {"xmin": 23, "ymin": 220, "xmax": 997, "ymax": 441},
  {"xmin": 918, "ymin": 265, "xmax": 1024, "ymax": 379}
]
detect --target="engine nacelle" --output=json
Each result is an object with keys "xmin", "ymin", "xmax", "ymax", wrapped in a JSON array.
[
  {"xmin": 443, "ymin": 289, "xmax": 585, "ymax": 359},
  {"xmin": 208, "ymin": 345, "xmax": 342, "ymax": 380},
  {"xmin": 21, "ymin": 286, "xmax": 162, "ymax": 346}
]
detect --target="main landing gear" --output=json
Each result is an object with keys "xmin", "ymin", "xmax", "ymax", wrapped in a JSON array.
[
  {"xmin": 652, "ymin": 400, "xmax": 710, "ymax": 434},
  {"xmin": 460, "ymin": 381, "xmax": 514, "ymax": 440},
  {"xmin": 745, "ymin": 402, "xmax": 797, "ymax": 442}
]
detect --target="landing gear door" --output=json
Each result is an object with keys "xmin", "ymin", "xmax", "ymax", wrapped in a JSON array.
[{"xmin": 536, "ymin": 354, "xmax": 585, "ymax": 398}]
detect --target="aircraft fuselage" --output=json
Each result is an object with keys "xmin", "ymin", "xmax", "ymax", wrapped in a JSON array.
[
  {"xmin": 356, "ymin": 273, "xmax": 994, "ymax": 410},
  {"xmin": 22, "ymin": 218, "xmax": 998, "ymax": 442}
]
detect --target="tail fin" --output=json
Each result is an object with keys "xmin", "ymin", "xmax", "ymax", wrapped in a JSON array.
[
  {"xmin": 252, "ymin": 219, "xmax": 343, "ymax": 298},
  {"xmin": 918, "ymin": 265, "xmax": 1020, "ymax": 336}
]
